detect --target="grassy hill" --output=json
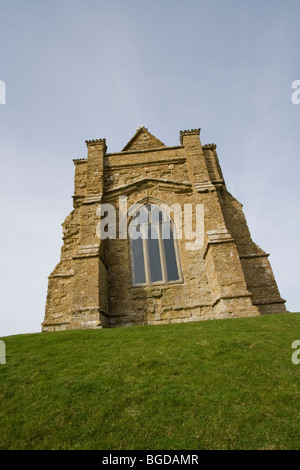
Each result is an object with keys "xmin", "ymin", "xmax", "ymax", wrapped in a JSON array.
[{"xmin": 1, "ymin": 312, "xmax": 300, "ymax": 450}]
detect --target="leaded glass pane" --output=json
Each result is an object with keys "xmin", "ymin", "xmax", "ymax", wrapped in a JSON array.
[
  {"xmin": 148, "ymin": 224, "xmax": 163, "ymax": 282},
  {"xmin": 132, "ymin": 237, "xmax": 146, "ymax": 284},
  {"xmin": 163, "ymin": 228, "xmax": 179, "ymax": 281}
]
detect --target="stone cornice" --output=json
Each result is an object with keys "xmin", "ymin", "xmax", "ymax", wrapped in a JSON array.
[
  {"xmin": 207, "ymin": 229, "xmax": 234, "ymax": 243},
  {"xmin": 180, "ymin": 128, "xmax": 201, "ymax": 144},
  {"xmin": 106, "ymin": 145, "xmax": 183, "ymax": 157},
  {"xmin": 194, "ymin": 182, "xmax": 216, "ymax": 193},
  {"xmin": 85, "ymin": 138, "xmax": 106, "ymax": 146},
  {"xmin": 203, "ymin": 229, "xmax": 234, "ymax": 259},
  {"xmin": 48, "ymin": 270, "xmax": 74, "ymax": 279},
  {"xmin": 202, "ymin": 143, "xmax": 217, "ymax": 150},
  {"xmin": 74, "ymin": 143, "xmax": 216, "ymax": 164},
  {"xmin": 82, "ymin": 193, "xmax": 103, "ymax": 205},
  {"xmin": 72, "ymin": 195, "xmax": 85, "ymax": 208},
  {"xmin": 211, "ymin": 178, "xmax": 224, "ymax": 185},
  {"xmin": 105, "ymin": 178, "xmax": 192, "ymax": 196},
  {"xmin": 73, "ymin": 158, "xmax": 87, "ymax": 165},
  {"xmin": 74, "ymin": 244, "xmax": 100, "ymax": 259},
  {"xmin": 106, "ymin": 156, "xmax": 186, "ymax": 170},
  {"xmin": 85, "ymin": 138, "xmax": 107, "ymax": 153},
  {"xmin": 239, "ymin": 252, "xmax": 270, "ymax": 259}
]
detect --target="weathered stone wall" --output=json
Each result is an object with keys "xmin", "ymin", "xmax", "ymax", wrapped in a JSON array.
[
  {"xmin": 42, "ymin": 127, "xmax": 286, "ymax": 331},
  {"xmin": 218, "ymin": 187, "xmax": 286, "ymax": 313}
]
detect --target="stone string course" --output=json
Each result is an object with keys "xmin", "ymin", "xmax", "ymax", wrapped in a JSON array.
[{"xmin": 43, "ymin": 126, "xmax": 286, "ymax": 331}]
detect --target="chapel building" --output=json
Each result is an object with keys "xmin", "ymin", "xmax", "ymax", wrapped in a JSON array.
[{"xmin": 42, "ymin": 127, "xmax": 286, "ymax": 331}]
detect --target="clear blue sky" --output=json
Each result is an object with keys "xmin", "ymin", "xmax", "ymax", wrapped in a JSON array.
[{"xmin": 1, "ymin": 0, "xmax": 299, "ymax": 336}]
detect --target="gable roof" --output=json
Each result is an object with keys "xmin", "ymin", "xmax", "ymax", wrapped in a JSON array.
[{"xmin": 122, "ymin": 126, "xmax": 165, "ymax": 152}]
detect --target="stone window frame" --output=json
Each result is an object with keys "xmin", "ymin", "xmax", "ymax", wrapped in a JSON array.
[{"xmin": 129, "ymin": 202, "xmax": 183, "ymax": 287}]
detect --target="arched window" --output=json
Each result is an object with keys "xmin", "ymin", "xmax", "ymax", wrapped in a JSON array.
[{"xmin": 129, "ymin": 204, "xmax": 182, "ymax": 286}]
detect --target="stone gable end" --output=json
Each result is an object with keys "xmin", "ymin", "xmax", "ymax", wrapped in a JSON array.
[{"xmin": 42, "ymin": 127, "xmax": 286, "ymax": 331}]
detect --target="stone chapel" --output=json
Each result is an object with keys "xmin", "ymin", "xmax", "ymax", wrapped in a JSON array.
[{"xmin": 42, "ymin": 127, "xmax": 286, "ymax": 331}]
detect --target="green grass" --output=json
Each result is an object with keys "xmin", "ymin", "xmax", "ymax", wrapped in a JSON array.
[{"xmin": 1, "ymin": 312, "xmax": 300, "ymax": 450}]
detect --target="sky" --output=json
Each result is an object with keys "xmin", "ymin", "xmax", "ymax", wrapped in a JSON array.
[{"xmin": 0, "ymin": 0, "xmax": 299, "ymax": 337}]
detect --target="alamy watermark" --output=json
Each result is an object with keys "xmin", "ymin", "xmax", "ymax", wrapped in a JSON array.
[
  {"xmin": 0, "ymin": 340, "xmax": 6, "ymax": 365},
  {"xmin": 0, "ymin": 80, "xmax": 6, "ymax": 104},
  {"xmin": 96, "ymin": 198, "xmax": 205, "ymax": 251},
  {"xmin": 291, "ymin": 80, "xmax": 300, "ymax": 105},
  {"xmin": 291, "ymin": 340, "xmax": 300, "ymax": 365}
]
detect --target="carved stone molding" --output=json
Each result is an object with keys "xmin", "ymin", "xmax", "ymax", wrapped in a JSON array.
[
  {"xmin": 194, "ymin": 181, "xmax": 216, "ymax": 193},
  {"xmin": 82, "ymin": 193, "xmax": 103, "ymax": 205},
  {"xmin": 74, "ymin": 244, "xmax": 100, "ymax": 259},
  {"xmin": 203, "ymin": 229, "xmax": 234, "ymax": 259}
]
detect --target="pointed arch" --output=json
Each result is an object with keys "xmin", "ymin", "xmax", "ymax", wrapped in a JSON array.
[{"xmin": 128, "ymin": 202, "xmax": 183, "ymax": 286}]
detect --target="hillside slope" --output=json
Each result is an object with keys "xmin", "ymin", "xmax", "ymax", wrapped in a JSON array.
[{"xmin": 1, "ymin": 313, "xmax": 300, "ymax": 450}]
